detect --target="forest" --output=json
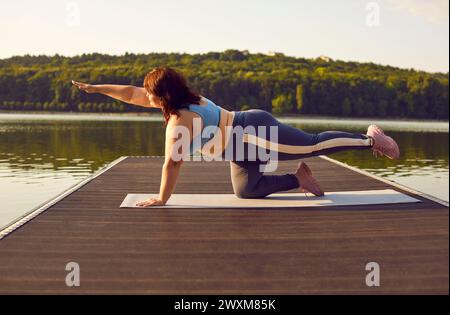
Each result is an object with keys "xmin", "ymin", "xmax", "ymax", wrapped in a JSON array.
[{"xmin": 0, "ymin": 49, "xmax": 448, "ymax": 119}]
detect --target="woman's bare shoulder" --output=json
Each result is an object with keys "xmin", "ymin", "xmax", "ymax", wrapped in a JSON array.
[
  {"xmin": 198, "ymin": 95, "xmax": 209, "ymax": 105},
  {"xmin": 167, "ymin": 112, "xmax": 191, "ymax": 127}
]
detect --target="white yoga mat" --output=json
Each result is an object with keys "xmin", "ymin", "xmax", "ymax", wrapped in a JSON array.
[{"xmin": 119, "ymin": 189, "xmax": 421, "ymax": 209}]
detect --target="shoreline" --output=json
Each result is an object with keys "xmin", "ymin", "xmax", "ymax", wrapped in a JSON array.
[{"xmin": 0, "ymin": 110, "xmax": 449, "ymax": 124}]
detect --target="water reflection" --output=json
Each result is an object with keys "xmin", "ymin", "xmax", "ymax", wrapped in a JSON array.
[{"xmin": 0, "ymin": 120, "xmax": 166, "ymax": 174}]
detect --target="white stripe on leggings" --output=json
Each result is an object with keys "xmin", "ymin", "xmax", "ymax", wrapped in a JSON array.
[{"xmin": 243, "ymin": 133, "xmax": 372, "ymax": 154}]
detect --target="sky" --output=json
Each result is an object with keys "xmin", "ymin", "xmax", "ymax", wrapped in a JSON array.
[{"xmin": 0, "ymin": 0, "xmax": 448, "ymax": 73}]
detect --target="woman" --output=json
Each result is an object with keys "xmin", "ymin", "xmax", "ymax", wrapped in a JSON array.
[{"xmin": 72, "ymin": 66, "xmax": 400, "ymax": 208}]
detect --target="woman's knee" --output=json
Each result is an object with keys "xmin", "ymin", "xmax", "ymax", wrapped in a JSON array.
[
  {"xmin": 233, "ymin": 184, "xmax": 265, "ymax": 199},
  {"xmin": 230, "ymin": 161, "xmax": 267, "ymax": 199}
]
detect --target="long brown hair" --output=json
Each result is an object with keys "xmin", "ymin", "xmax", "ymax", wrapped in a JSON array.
[{"xmin": 143, "ymin": 67, "xmax": 202, "ymax": 125}]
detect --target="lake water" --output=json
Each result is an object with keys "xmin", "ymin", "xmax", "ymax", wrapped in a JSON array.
[{"xmin": 0, "ymin": 112, "xmax": 448, "ymax": 229}]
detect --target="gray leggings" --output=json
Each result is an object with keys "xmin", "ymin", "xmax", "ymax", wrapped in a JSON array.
[{"xmin": 224, "ymin": 110, "xmax": 374, "ymax": 199}]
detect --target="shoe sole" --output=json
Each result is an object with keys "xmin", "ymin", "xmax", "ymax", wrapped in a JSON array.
[{"xmin": 367, "ymin": 125, "xmax": 400, "ymax": 160}]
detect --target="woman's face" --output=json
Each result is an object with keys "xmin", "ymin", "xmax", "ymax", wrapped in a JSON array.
[{"xmin": 146, "ymin": 92, "xmax": 162, "ymax": 108}]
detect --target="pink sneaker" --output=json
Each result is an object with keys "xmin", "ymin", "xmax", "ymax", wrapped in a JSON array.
[{"xmin": 366, "ymin": 125, "xmax": 400, "ymax": 160}]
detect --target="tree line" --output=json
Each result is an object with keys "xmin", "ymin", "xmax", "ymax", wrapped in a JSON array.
[{"xmin": 0, "ymin": 50, "xmax": 448, "ymax": 119}]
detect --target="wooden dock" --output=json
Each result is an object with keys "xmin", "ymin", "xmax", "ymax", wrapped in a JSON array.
[{"xmin": 0, "ymin": 156, "xmax": 448, "ymax": 294}]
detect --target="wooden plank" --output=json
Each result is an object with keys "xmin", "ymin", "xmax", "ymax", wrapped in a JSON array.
[{"xmin": 0, "ymin": 156, "xmax": 448, "ymax": 294}]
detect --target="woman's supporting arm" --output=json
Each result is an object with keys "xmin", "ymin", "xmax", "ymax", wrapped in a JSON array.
[
  {"xmin": 157, "ymin": 117, "xmax": 188, "ymax": 203},
  {"xmin": 135, "ymin": 116, "xmax": 189, "ymax": 207},
  {"xmin": 136, "ymin": 158, "xmax": 183, "ymax": 207},
  {"xmin": 72, "ymin": 81, "xmax": 154, "ymax": 108},
  {"xmin": 158, "ymin": 159, "xmax": 183, "ymax": 204}
]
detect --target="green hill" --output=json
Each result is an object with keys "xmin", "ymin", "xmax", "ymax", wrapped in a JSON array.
[{"xmin": 0, "ymin": 50, "xmax": 448, "ymax": 119}]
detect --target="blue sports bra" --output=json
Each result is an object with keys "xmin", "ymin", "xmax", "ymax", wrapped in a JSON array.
[{"xmin": 187, "ymin": 97, "xmax": 222, "ymax": 154}]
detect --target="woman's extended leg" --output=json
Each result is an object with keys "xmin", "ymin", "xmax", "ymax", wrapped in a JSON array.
[
  {"xmin": 226, "ymin": 109, "xmax": 400, "ymax": 162},
  {"xmin": 236, "ymin": 109, "xmax": 375, "ymax": 161}
]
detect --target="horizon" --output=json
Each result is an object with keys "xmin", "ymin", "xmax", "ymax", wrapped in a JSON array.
[{"xmin": 0, "ymin": 0, "xmax": 448, "ymax": 73}]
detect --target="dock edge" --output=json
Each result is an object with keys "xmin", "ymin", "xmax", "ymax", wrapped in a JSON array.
[
  {"xmin": 0, "ymin": 156, "xmax": 129, "ymax": 240},
  {"xmin": 319, "ymin": 155, "xmax": 449, "ymax": 208}
]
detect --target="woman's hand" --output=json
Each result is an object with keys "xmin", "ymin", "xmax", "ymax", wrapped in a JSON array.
[
  {"xmin": 72, "ymin": 80, "xmax": 98, "ymax": 94},
  {"xmin": 135, "ymin": 197, "xmax": 166, "ymax": 208}
]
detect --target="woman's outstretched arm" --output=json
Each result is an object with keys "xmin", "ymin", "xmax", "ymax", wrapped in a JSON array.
[{"xmin": 72, "ymin": 80, "xmax": 157, "ymax": 108}]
